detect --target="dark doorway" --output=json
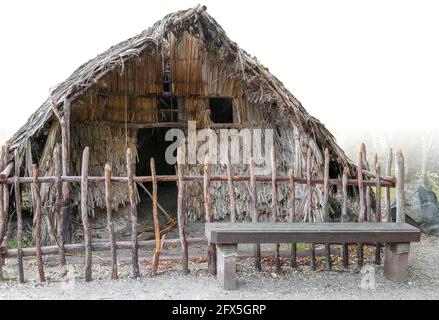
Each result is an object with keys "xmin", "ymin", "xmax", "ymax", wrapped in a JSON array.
[{"xmin": 136, "ymin": 128, "xmax": 178, "ymax": 227}]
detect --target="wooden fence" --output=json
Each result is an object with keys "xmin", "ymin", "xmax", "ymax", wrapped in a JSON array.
[{"xmin": 0, "ymin": 143, "xmax": 405, "ymax": 283}]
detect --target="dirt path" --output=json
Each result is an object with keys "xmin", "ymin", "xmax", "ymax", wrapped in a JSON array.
[{"xmin": 0, "ymin": 234, "xmax": 438, "ymax": 300}]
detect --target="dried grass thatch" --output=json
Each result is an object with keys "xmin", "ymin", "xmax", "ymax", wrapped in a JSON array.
[{"xmin": 7, "ymin": 5, "xmax": 355, "ymax": 231}]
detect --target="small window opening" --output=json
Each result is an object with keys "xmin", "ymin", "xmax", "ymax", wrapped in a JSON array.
[{"xmin": 209, "ymin": 97, "xmax": 233, "ymax": 123}]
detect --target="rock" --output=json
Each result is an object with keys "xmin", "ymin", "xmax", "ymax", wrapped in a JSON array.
[{"xmin": 392, "ymin": 185, "xmax": 439, "ymax": 236}]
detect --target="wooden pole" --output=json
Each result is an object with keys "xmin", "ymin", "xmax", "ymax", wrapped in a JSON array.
[
  {"xmin": 32, "ymin": 164, "xmax": 46, "ymax": 282},
  {"xmin": 204, "ymin": 154, "xmax": 216, "ymax": 275},
  {"xmin": 104, "ymin": 164, "xmax": 118, "ymax": 280},
  {"xmin": 226, "ymin": 144, "xmax": 237, "ymax": 223},
  {"xmin": 385, "ymin": 149, "xmax": 393, "ymax": 222},
  {"xmin": 2, "ymin": 143, "xmax": 10, "ymax": 238},
  {"xmin": 361, "ymin": 143, "xmax": 372, "ymax": 222},
  {"xmin": 396, "ymin": 150, "xmax": 405, "ymax": 223},
  {"xmin": 306, "ymin": 148, "xmax": 316, "ymax": 270},
  {"xmin": 341, "ymin": 166, "xmax": 349, "ymax": 268},
  {"xmin": 250, "ymin": 158, "xmax": 261, "ymax": 271},
  {"xmin": 271, "ymin": 148, "xmax": 281, "ymax": 272},
  {"xmin": 177, "ymin": 148, "xmax": 189, "ymax": 274},
  {"xmin": 80, "ymin": 148, "xmax": 92, "ymax": 282},
  {"xmin": 289, "ymin": 168, "xmax": 297, "ymax": 269},
  {"xmin": 14, "ymin": 151, "xmax": 24, "ymax": 283},
  {"xmin": 53, "ymin": 144, "xmax": 66, "ymax": 275},
  {"xmin": 127, "ymin": 148, "xmax": 140, "ymax": 278},
  {"xmin": 151, "ymin": 158, "xmax": 161, "ymax": 276},
  {"xmin": 0, "ymin": 147, "xmax": 5, "ymax": 280},
  {"xmin": 375, "ymin": 158, "xmax": 382, "ymax": 265},
  {"xmin": 357, "ymin": 148, "xmax": 365, "ymax": 268},
  {"xmin": 323, "ymin": 148, "xmax": 331, "ymax": 270}
]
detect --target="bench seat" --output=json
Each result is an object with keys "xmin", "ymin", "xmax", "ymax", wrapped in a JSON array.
[{"xmin": 205, "ymin": 222, "xmax": 421, "ymax": 290}]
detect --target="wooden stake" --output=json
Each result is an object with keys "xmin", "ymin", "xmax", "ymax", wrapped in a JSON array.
[
  {"xmin": 105, "ymin": 164, "xmax": 118, "ymax": 280},
  {"xmin": 14, "ymin": 151, "xmax": 24, "ymax": 283},
  {"xmin": 375, "ymin": 159, "xmax": 382, "ymax": 265},
  {"xmin": 32, "ymin": 164, "xmax": 45, "ymax": 282},
  {"xmin": 226, "ymin": 144, "xmax": 237, "ymax": 223},
  {"xmin": 0, "ymin": 147, "xmax": 4, "ymax": 281},
  {"xmin": 341, "ymin": 166, "xmax": 349, "ymax": 268},
  {"xmin": 323, "ymin": 148, "xmax": 331, "ymax": 270},
  {"xmin": 2, "ymin": 143, "xmax": 10, "ymax": 240},
  {"xmin": 289, "ymin": 168, "xmax": 297, "ymax": 269},
  {"xmin": 385, "ymin": 149, "xmax": 393, "ymax": 222},
  {"xmin": 80, "ymin": 148, "xmax": 92, "ymax": 282},
  {"xmin": 177, "ymin": 148, "xmax": 189, "ymax": 274},
  {"xmin": 151, "ymin": 158, "xmax": 161, "ymax": 276},
  {"xmin": 127, "ymin": 148, "xmax": 140, "ymax": 278},
  {"xmin": 53, "ymin": 144, "xmax": 66, "ymax": 275},
  {"xmin": 306, "ymin": 148, "xmax": 316, "ymax": 270},
  {"xmin": 250, "ymin": 158, "xmax": 261, "ymax": 271},
  {"xmin": 357, "ymin": 148, "xmax": 365, "ymax": 268},
  {"xmin": 271, "ymin": 148, "xmax": 281, "ymax": 272},
  {"xmin": 396, "ymin": 150, "xmax": 405, "ymax": 223},
  {"xmin": 204, "ymin": 154, "xmax": 216, "ymax": 275},
  {"xmin": 361, "ymin": 143, "xmax": 372, "ymax": 222}
]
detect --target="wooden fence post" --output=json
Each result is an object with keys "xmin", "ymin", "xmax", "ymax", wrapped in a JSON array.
[
  {"xmin": 226, "ymin": 144, "xmax": 237, "ymax": 223},
  {"xmin": 271, "ymin": 148, "xmax": 281, "ymax": 272},
  {"xmin": 80, "ymin": 147, "xmax": 92, "ymax": 282},
  {"xmin": 32, "ymin": 164, "xmax": 46, "ymax": 282},
  {"xmin": 289, "ymin": 168, "xmax": 297, "ymax": 269},
  {"xmin": 396, "ymin": 150, "xmax": 405, "ymax": 223},
  {"xmin": 357, "ymin": 148, "xmax": 365, "ymax": 268},
  {"xmin": 361, "ymin": 143, "xmax": 372, "ymax": 222},
  {"xmin": 177, "ymin": 147, "xmax": 189, "ymax": 274},
  {"xmin": 204, "ymin": 154, "xmax": 216, "ymax": 275},
  {"xmin": 104, "ymin": 164, "xmax": 118, "ymax": 280},
  {"xmin": 250, "ymin": 158, "xmax": 261, "ymax": 271},
  {"xmin": 0, "ymin": 147, "xmax": 5, "ymax": 280},
  {"xmin": 375, "ymin": 157, "xmax": 382, "ymax": 265},
  {"xmin": 54, "ymin": 144, "xmax": 66, "ymax": 276},
  {"xmin": 385, "ymin": 149, "xmax": 393, "ymax": 222},
  {"xmin": 151, "ymin": 158, "xmax": 161, "ymax": 276},
  {"xmin": 306, "ymin": 148, "xmax": 316, "ymax": 270},
  {"xmin": 14, "ymin": 151, "xmax": 24, "ymax": 283},
  {"xmin": 341, "ymin": 166, "xmax": 349, "ymax": 268},
  {"xmin": 127, "ymin": 148, "xmax": 140, "ymax": 278},
  {"xmin": 323, "ymin": 148, "xmax": 331, "ymax": 270}
]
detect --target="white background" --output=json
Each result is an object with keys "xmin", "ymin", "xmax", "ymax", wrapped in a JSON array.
[{"xmin": 1, "ymin": 0, "xmax": 438, "ymax": 143}]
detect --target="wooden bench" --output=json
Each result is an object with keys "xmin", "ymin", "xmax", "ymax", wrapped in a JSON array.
[{"xmin": 205, "ymin": 222, "xmax": 421, "ymax": 290}]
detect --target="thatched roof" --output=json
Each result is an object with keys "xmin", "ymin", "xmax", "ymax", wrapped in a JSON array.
[{"xmin": 10, "ymin": 5, "xmax": 353, "ymax": 172}]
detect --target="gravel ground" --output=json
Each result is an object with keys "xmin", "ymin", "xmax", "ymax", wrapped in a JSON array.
[{"xmin": 0, "ymin": 234, "xmax": 438, "ymax": 300}]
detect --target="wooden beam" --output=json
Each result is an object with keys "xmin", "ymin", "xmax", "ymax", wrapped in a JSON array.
[
  {"xmin": 81, "ymin": 147, "xmax": 92, "ymax": 282},
  {"xmin": 105, "ymin": 164, "xmax": 118, "ymax": 280},
  {"xmin": 396, "ymin": 150, "xmax": 405, "ymax": 223},
  {"xmin": 32, "ymin": 164, "xmax": 46, "ymax": 282},
  {"xmin": 249, "ymin": 158, "xmax": 261, "ymax": 271},
  {"xmin": 54, "ymin": 144, "xmax": 66, "ymax": 275},
  {"xmin": 14, "ymin": 150, "xmax": 24, "ymax": 283},
  {"xmin": 127, "ymin": 148, "xmax": 140, "ymax": 278},
  {"xmin": 151, "ymin": 158, "xmax": 161, "ymax": 276},
  {"xmin": 177, "ymin": 148, "xmax": 189, "ymax": 274}
]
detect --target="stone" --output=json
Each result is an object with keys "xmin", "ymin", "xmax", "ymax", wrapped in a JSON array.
[
  {"xmin": 216, "ymin": 244, "xmax": 237, "ymax": 290},
  {"xmin": 383, "ymin": 243, "xmax": 410, "ymax": 283},
  {"xmin": 391, "ymin": 185, "xmax": 439, "ymax": 236}
]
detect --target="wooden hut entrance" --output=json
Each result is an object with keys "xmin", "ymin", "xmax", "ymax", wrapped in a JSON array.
[{"xmin": 136, "ymin": 128, "xmax": 178, "ymax": 230}]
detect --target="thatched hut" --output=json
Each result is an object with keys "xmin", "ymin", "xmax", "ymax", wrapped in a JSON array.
[{"xmin": 7, "ymin": 5, "xmax": 353, "ymax": 244}]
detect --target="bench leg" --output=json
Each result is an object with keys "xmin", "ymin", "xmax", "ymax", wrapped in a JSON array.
[
  {"xmin": 384, "ymin": 243, "xmax": 410, "ymax": 283},
  {"xmin": 216, "ymin": 244, "xmax": 237, "ymax": 290}
]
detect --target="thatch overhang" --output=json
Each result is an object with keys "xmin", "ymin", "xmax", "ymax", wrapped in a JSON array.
[{"xmin": 9, "ymin": 5, "xmax": 354, "ymax": 176}]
